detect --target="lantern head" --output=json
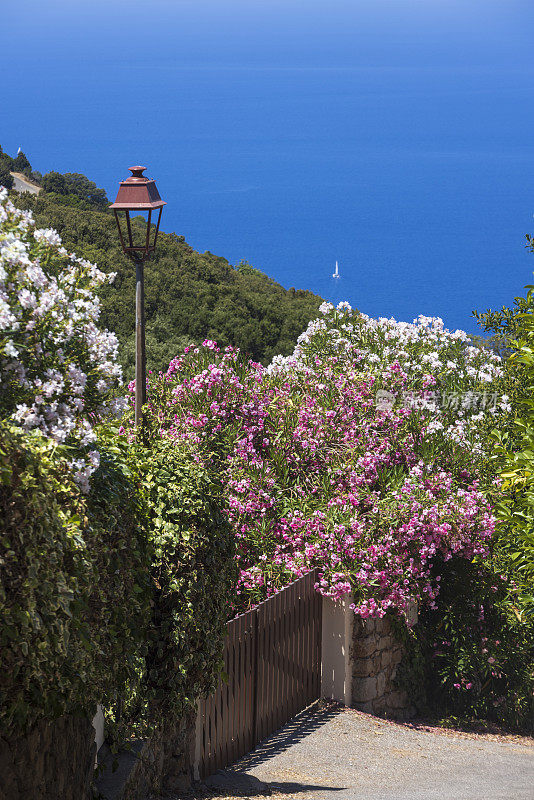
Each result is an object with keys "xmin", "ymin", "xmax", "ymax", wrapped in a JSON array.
[{"xmin": 110, "ymin": 166, "xmax": 166, "ymax": 260}]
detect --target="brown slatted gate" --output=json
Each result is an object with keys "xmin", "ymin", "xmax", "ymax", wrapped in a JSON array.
[{"xmin": 197, "ymin": 569, "xmax": 322, "ymax": 777}]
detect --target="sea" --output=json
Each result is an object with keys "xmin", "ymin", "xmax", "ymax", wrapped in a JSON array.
[{"xmin": 2, "ymin": 0, "xmax": 534, "ymax": 336}]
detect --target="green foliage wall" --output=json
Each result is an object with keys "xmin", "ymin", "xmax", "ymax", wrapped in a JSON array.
[
  {"xmin": 0, "ymin": 424, "xmax": 150, "ymax": 735},
  {"xmin": 0, "ymin": 424, "xmax": 236, "ymax": 739},
  {"xmin": 134, "ymin": 439, "xmax": 236, "ymax": 723},
  {"xmin": 476, "ymin": 291, "xmax": 534, "ymax": 617}
]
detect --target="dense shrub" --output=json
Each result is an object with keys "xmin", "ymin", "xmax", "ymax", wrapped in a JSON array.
[
  {"xmin": 130, "ymin": 306, "xmax": 502, "ymax": 622},
  {"xmin": 476, "ymin": 291, "xmax": 534, "ymax": 618},
  {"xmin": 0, "ymin": 419, "xmax": 236, "ymax": 740},
  {"xmin": 132, "ymin": 439, "xmax": 236, "ymax": 723},
  {"xmin": 0, "ymin": 188, "xmax": 124, "ymax": 491},
  {"xmin": 399, "ymin": 557, "xmax": 534, "ymax": 731},
  {"xmin": 0, "ymin": 423, "xmax": 150, "ymax": 735},
  {"xmin": 128, "ymin": 302, "xmax": 534, "ymax": 729}
]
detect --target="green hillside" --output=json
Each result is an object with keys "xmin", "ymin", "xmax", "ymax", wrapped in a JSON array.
[{"xmin": 13, "ymin": 191, "xmax": 323, "ymax": 375}]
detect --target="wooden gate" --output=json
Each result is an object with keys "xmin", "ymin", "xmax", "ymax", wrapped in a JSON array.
[{"xmin": 197, "ymin": 569, "xmax": 322, "ymax": 777}]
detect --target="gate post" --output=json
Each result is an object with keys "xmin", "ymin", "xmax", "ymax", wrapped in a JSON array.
[
  {"xmin": 320, "ymin": 594, "xmax": 354, "ymax": 706},
  {"xmin": 321, "ymin": 595, "xmax": 419, "ymax": 718}
]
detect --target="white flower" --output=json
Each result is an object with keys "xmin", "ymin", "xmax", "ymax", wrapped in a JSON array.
[
  {"xmin": 13, "ymin": 403, "xmax": 30, "ymax": 421},
  {"xmin": 18, "ymin": 288, "xmax": 37, "ymax": 309},
  {"xmin": 268, "ymin": 301, "xmax": 501, "ymax": 459},
  {"xmin": 88, "ymin": 450, "xmax": 100, "ymax": 468},
  {"xmin": 319, "ymin": 301, "xmax": 334, "ymax": 315},
  {"xmin": 34, "ymin": 228, "xmax": 62, "ymax": 247},
  {"xmin": 0, "ymin": 193, "xmax": 123, "ymax": 491},
  {"xmin": 427, "ymin": 419, "xmax": 444, "ymax": 433},
  {"xmin": 1, "ymin": 237, "xmax": 31, "ymax": 266},
  {"xmin": 4, "ymin": 339, "xmax": 19, "ymax": 358}
]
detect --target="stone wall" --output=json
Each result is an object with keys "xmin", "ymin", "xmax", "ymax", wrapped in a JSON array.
[
  {"xmin": 96, "ymin": 708, "xmax": 197, "ymax": 799},
  {"xmin": 0, "ymin": 706, "xmax": 196, "ymax": 800},
  {"xmin": 351, "ymin": 615, "xmax": 415, "ymax": 720},
  {"xmin": 126, "ymin": 709, "xmax": 197, "ymax": 798},
  {"xmin": 0, "ymin": 714, "xmax": 96, "ymax": 800}
]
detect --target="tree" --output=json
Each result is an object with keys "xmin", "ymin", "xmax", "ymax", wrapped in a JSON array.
[
  {"xmin": 0, "ymin": 154, "xmax": 14, "ymax": 190},
  {"xmin": 12, "ymin": 151, "xmax": 32, "ymax": 176},
  {"xmin": 235, "ymin": 259, "xmax": 261, "ymax": 276},
  {"xmin": 41, "ymin": 171, "xmax": 68, "ymax": 195},
  {"xmin": 63, "ymin": 173, "xmax": 108, "ymax": 208},
  {"xmin": 41, "ymin": 171, "xmax": 108, "ymax": 209}
]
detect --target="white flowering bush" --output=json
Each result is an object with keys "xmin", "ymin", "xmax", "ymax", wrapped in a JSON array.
[
  {"xmin": 0, "ymin": 188, "xmax": 125, "ymax": 489},
  {"xmin": 270, "ymin": 303, "xmax": 506, "ymax": 458}
]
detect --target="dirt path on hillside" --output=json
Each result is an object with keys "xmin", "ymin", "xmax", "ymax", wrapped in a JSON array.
[{"xmin": 174, "ymin": 702, "xmax": 534, "ymax": 800}]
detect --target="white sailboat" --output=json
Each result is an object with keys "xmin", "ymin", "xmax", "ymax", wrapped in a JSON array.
[{"xmin": 332, "ymin": 260, "xmax": 340, "ymax": 279}]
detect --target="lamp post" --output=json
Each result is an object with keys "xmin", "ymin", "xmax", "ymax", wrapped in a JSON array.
[{"xmin": 110, "ymin": 166, "xmax": 166, "ymax": 428}]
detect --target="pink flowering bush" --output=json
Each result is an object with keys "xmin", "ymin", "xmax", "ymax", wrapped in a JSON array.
[
  {"xmin": 0, "ymin": 189, "xmax": 125, "ymax": 489},
  {"xmin": 131, "ymin": 303, "xmax": 503, "ymax": 622}
]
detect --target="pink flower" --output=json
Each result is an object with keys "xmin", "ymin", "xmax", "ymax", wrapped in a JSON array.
[{"xmin": 132, "ymin": 304, "xmax": 499, "ymax": 617}]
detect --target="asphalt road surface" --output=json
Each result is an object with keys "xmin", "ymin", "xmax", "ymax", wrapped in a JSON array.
[
  {"xmin": 10, "ymin": 172, "xmax": 41, "ymax": 195},
  {"xmin": 201, "ymin": 703, "xmax": 534, "ymax": 800}
]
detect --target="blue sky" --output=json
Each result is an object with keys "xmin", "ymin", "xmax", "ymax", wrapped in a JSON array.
[{"xmin": 3, "ymin": 0, "xmax": 534, "ymax": 333}]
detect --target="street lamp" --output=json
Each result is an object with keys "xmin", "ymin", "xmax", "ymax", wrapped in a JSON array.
[{"xmin": 110, "ymin": 166, "xmax": 166, "ymax": 428}]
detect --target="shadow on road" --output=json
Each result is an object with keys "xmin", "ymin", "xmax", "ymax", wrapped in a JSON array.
[
  {"xmin": 198, "ymin": 701, "xmax": 346, "ymax": 797},
  {"xmin": 235, "ymin": 700, "xmax": 344, "ymax": 772},
  {"xmin": 203, "ymin": 773, "xmax": 343, "ymax": 798}
]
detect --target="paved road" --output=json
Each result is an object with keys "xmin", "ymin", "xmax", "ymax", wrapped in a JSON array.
[
  {"xmin": 203, "ymin": 703, "xmax": 534, "ymax": 800},
  {"xmin": 10, "ymin": 171, "xmax": 41, "ymax": 195}
]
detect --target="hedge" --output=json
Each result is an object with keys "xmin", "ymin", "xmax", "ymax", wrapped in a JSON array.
[
  {"xmin": 132, "ymin": 437, "xmax": 236, "ymax": 724},
  {"xmin": 0, "ymin": 423, "xmax": 236, "ymax": 740},
  {"xmin": 0, "ymin": 423, "xmax": 150, "ymax": 735}
]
